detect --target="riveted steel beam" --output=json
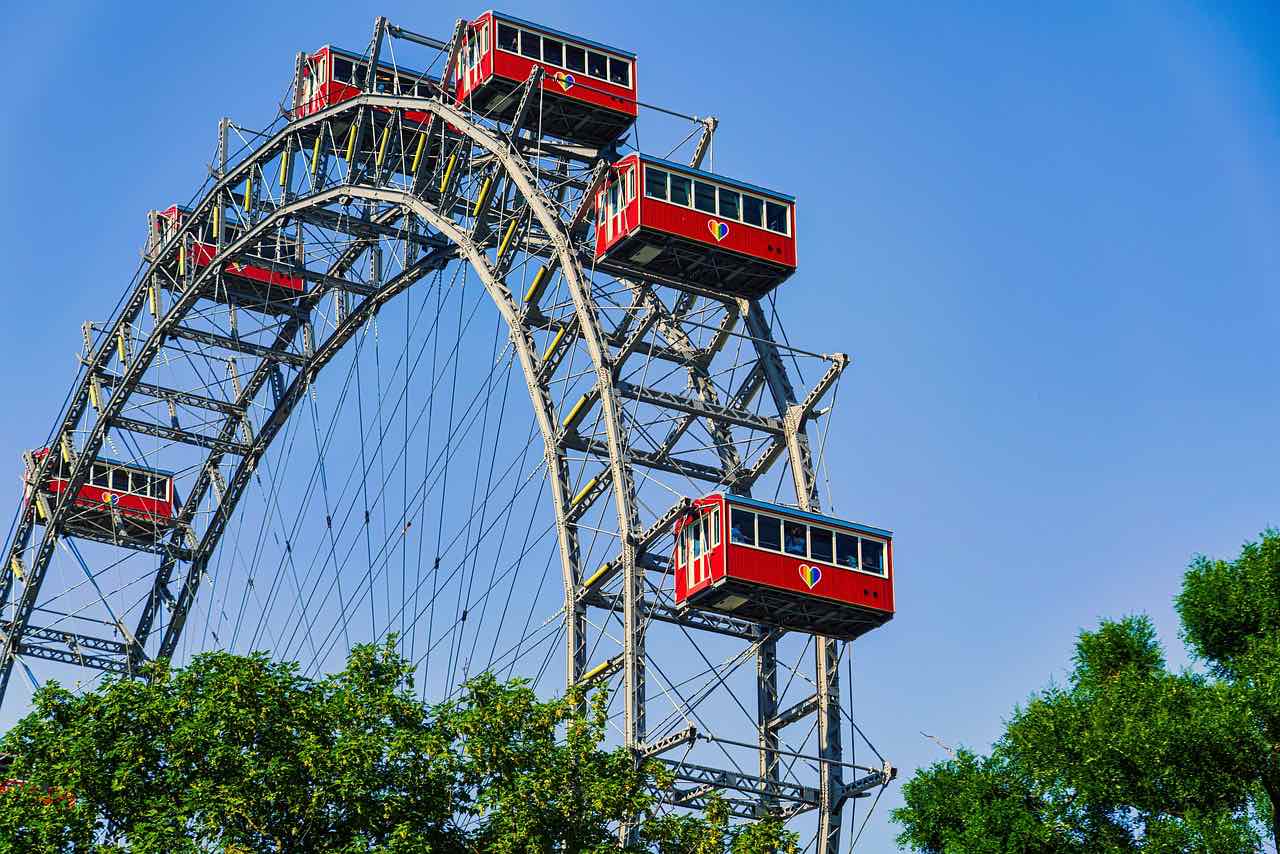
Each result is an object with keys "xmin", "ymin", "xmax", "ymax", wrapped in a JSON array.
[
  {"xmin": 99, "ymin": 376, "xmax": 246, "ymax": 417},
  {"xmin": 3, "ymin": 623, "xmax": 134, "ymax": 675},
  {"xmin": 614, "ymin": 381, "xmax": 784, "ymax": 435},
  {"xmin": 110, "ymin": 416, "xmax": 252, "ymax": 457},
  {"xmin": 639, "ymin": 724, "xmax": 698, "ymax": 758},
  {"xmin": 767, "ymin": 693, "xmax": 819, "ymax": 732},
  {"xmin": 166, "ymin": 326, "xmax": 308, "ymax": 368},
  {"xmin": 563, "ymin": 434, "xmax": 728, "ymax": 485},
  {"xmin": 656, "ymin": 758, "xmax": 819, "ymax": 807}
]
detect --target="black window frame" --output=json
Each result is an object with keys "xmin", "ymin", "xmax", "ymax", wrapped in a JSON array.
[
  {"xmin": 860, "ymin": 538, "xmax": 886, "ymax": 575},
  {"xmin": 783, "ymin": 521, "xmax": 807, "ymax": 557},
  {"xmin": 497, "ymin": 23, "xmax": 519, "ymax": 52},
  {"xmin": 693, "ymin": 181, "xmax": 717, "ymax": 214},
  {"xmin": 730, "ymin": 508, "xmax": 755, "ymax": 546},
  {"xmin": 742, "ymin": 195, "xmax": 764, "ymax": 227},
  {"xmin": 644, "ymin": 166, "xmax": 668, "ymax": 201},
  {"xmin": 332, "ymin": 57, "xmax": 354, "ymax": 85},
  {"xmin": 587, "ymin": 51, "xmax": 607, "ymax": 79},
  {"xmin": 718, "ymin": 187, "xmax": 741, "ymax": 221},
  {"xmin": 565, "ymin": 44, "xmax": 586, "ymax": 72},
  {"xmin": 810, "ymin": 526, "xmax": 834, "ymax": 563},
  {"xmin": 609, "ymin": 57, "xmax": 630, "ymax": 87},
  {"xmin": 756, "ymin": 515, "xmax": 781, "ymax": 552},
  {"xmin": 835, "ymin": 532, "xmax": 858, "ymax": 569},
  {"xmin": 542, "ymin": 37, "xmax": 564, "ymax": 67},
  {"xmin": 519, "ymin": 30, "xmax": 542, "ymax": 60},
  {"xmin": 669, "ymin": 174, "xmax": 692, "ymax": 207},
  {"xmin": 765, "ymin": 201, "xmax": 789, "ymax": 235}
]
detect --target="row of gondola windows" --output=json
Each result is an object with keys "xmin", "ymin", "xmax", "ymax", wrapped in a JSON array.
[
  {"xmin": 495, "ymin": 22, "xmax": 632, "ymax": 88},
  {"xmin": 328, "ymin": 56, "xmax": 435, "ymax": 97},
  {"xmin": 729, "ymin": 508, "xmax": 885, "ymax": 576},
  {"xmin": 85, "ymin": 464, "xmax": 170, "ymax": 501},
  {"xmin": 643, "ymin": 166, "xmax": 790, "ymax": 236}
]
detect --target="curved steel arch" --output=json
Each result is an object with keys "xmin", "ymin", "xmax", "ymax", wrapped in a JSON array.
[{"xmin": 2, "ymin": 37, "xmax": 886, "ymax": 852}]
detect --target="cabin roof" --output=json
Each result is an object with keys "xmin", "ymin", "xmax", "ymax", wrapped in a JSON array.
[
  {"xmin": 31, "ymin": 448, "xmax": 175, "ymax": 478},
  {"xmin": 722, "ymin": 494, "xmax": 892, "ymax": 538},
  {"xmin": 635, "ymin": 154, "xmax": 796, "ymax": 203},
  {"xmin": 487, "ymin": 11, "xmax": 636, "ymax": 59},
  {"xmin": 317, "ymin": 45, "xmax": 437, "ymax": 82}
]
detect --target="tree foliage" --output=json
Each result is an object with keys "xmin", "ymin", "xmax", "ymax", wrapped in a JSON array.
[
  {"xmin": 0, "ymin": 642, "xmax": 797, "ymax": 854},
  {"xmin": 894, "ymin": 530, "xmax": 1280, "ymax": 853}
]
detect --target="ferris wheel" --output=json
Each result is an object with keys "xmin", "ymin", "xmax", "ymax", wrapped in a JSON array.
[{"xmin": 0, "ymin": 13, "xmax": 896, "ymax": 851}]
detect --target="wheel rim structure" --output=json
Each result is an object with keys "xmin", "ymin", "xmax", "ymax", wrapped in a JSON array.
[{"xmin": 0, "ymin": 18, "xmax": 893, "ymax": 851}]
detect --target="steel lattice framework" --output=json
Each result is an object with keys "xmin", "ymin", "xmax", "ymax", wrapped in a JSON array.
[{"xmin": 0, "ymin": 17, "xmax": 893, "ymax": 852}]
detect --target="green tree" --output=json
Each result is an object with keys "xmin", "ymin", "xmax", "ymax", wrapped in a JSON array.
[
  {"xmin": 894, "ymin": 530, "xmax": 1280, "ymax": 853},
  {"xmin": 1178, "ymin": 530, "xmax": 1280, "ymax": 843},
  {"xmin": 0, "ymin": 642, "xmax": 797, "ymax": 854}
]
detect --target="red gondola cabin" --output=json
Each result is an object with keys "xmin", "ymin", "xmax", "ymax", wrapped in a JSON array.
[
  {"xmin": 673, "ymin": 494, "xmax": 893, "ymax": 641},
  {"xmin": 294, "ymin": 45, "xmax": 438, "ymax": 124},
  {"xmin": 148, "ymin": 205, "xmax": 304, "ymax": 304},
  {"xmin": 456, "ymin": 12, "xmax": 637, "ymax": 146},
  {"xmin": 595, "ymin": 154, "xmax": 797, "ymax": 299},
  {"xmin": 25, "ymin": 450, "xmax": 177, "ymax": 542}
]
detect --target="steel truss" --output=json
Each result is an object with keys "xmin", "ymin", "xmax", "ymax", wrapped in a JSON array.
[{"xmin": 0, "ymin": 16, "xmax": 892, "ymax": 852}]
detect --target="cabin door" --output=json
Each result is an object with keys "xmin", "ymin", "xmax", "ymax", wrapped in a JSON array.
[
  {"xmin": 598, "ymin": 166, "xmax": 634, "ymax": 245},
  {"xmin": 605, "ymin": 181, "xmax": 622, "ymax": 243},
  {"xmin": 611, "ymin": 165, "xmax": 634, "ymax": 240},
  {"xmin": 463, "ymin": 24, "xmax": 487, "ymax": 91},
  {"xmin": 685, "ymin": 506, "xmax": 718, "ymax": 589},
  {"xmin": 300, "ymin": 69, "xmax": 314, "ymax": 113}
]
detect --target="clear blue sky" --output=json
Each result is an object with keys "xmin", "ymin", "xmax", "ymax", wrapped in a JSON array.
[{"xmin": 2, "ymin": 1, "xmax": 1278, "ymax": 848}]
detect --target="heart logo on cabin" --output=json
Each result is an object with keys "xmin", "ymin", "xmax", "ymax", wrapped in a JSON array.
[
  {"xmin": 798, "ymin": 564, "xmax": 822, "ymax": 590},
  {"xmin": 102, "ymin": 491, "xmax": 118, "ymax": 505},
  {"xmin": 553, "ymin": 72, "xmax": 575, "ymax": 92},
  {"xmin": 707, "ymin": 220, "xmax": 729, "ymax": 242}
]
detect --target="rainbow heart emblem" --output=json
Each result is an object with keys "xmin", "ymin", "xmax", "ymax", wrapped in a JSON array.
[
  {"xmin": 708, "ymin": 220, "xmax": 729, "ymax": 242},
  {"xmin": 798, "ymin": 564, "xmax": 821, "ymax": 590},
  {"xmin": 553, "ymin": 72, "xmax": 575, "ymax": 92}
]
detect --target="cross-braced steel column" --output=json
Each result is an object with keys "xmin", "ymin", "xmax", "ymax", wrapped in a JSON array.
[{"xmin": 747, "ymin": 300, "xmax": 846, "ymax": 853}]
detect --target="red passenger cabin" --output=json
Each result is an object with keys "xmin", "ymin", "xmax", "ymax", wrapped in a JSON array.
[
  {"xmin": 673, "ymin": 494, "xmax": 893, "ymax": 641},
  {"xmin": 148, "ymin": 205, "xmax": 304, "ymax": 305},
  {"xmin": 295, "ymin": 45, "xmax": 439, "ymax": 124},
  {"xmin": 25, "ymin": 450, "xmax": 177, "ymax": 543},
  {"xmin": 456, "ymin": 12, "xmax": 637, "ymax": 146},
  {"xmin": 594, "ymin": 154, "xmax": 797, "ymax": 299}
]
